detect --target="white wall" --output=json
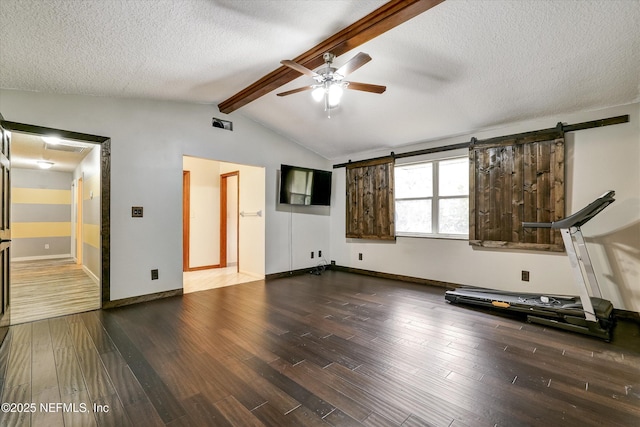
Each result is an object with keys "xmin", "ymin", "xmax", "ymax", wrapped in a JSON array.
[
  {"xmin": 183, "ymin": 156, "xmax": 220, "ymax": 268},
  {"xmin": 330, "ymin": 103, "xmax": 640, "ymax": 311},
  {"xmin": 219, "ymin": 161, "xmax": 265, "ymax": 277},
  {"xmin": 0, "ymin": 89, "xmax": 330, "ymax": 300}
]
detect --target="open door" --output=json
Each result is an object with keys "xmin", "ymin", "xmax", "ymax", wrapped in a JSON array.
[{"xmin": 0, "ymin": 118, "xmax": 11, "ymax": 345}]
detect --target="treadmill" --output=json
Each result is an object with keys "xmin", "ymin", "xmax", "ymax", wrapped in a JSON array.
[{"xmin": 445, "ymin": 191, "xmax": 616, "ymax": 341}]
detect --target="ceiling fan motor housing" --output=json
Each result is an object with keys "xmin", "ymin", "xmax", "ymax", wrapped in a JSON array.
[{"xmin": 322, "ymin": 52, "xmax": 336, "ymax": 64}]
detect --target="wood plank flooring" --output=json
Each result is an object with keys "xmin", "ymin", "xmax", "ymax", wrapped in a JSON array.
[
  {"xmin": 0, "ymin": 270, "xmax": 639, "ymax": 426},
  {"xmin": 10, "ymin": 258, "xmax": 100, "ymax": 325}
]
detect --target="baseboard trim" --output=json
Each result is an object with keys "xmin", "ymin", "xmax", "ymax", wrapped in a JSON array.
[
  {"xmin": 330, "ymin": 265, "xmax": 460, "ymax": 289},
  {"xmin": 82, "ymin": 265, "xmax": 100, "ymax": 285},
  {"xmin": 11, "ymin": 253, "xmax": 73, "ymax": 262},
  {"xmin": 266, "ymin": 267, "xmax": 315, "ymax": 280},
  {"xmin": 103, "ymin": 289, "xmax": 183, "ymax": 309},
  {"xmin": 266, "ymin": 265, "xmax": 459, "ymax": 288},
  {"xmin": 185, "ymin": 264, "xmax": 220, "ymax": 272}
]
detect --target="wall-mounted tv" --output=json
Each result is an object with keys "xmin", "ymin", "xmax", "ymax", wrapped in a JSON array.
[{"xmin": 279, "ymin": 164, "xmax": 332, "ymax": 206}]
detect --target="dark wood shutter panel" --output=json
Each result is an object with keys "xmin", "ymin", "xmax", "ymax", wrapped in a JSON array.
[
  {"xmin": 469, "ymin": 128, "xmax": 565, "ymax": 251},
  {"xmin": 346, "ymin": 157, "xmax": 395, "ymax": 240}
]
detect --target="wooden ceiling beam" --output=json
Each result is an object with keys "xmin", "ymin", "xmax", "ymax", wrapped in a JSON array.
[{"xmin": 218, "ymin": 0, "xmax": 446, "ymax": 114}]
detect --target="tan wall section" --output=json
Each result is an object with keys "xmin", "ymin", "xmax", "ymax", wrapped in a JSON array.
[
  {"xmin": 83, "ymin": 224, "xmax": 101, "ymax": 249},
  {"xmin": 13, "ymin": 188, "xmax": 71, "ymax": 204},
  {"xmin": 12, "ymin": 222, "xmax": 71, "ymax": 238}
]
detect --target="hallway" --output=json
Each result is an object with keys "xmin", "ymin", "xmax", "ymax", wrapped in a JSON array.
[{"xmin": 10, "ymin": 258, "xmax": 100, "ymax": 324}]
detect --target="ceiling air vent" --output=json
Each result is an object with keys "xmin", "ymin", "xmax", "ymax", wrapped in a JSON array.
[
  {"xmin": 46, "ymin": 143, "xmax": 86, "ymax": 153},
  {"xmin": 212, "ymin": 118, "xmax": 233, "ymax": 131}
]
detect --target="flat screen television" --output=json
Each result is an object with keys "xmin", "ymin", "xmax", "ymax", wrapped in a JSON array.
[{"xmin": 279, "ymin": 164, "xmax": 332, "ymax": 206}]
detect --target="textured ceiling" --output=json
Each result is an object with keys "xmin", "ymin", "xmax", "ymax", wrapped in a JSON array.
[{"xmin": 1, "ymin": 0, "xmax": 638, "ymax": 159}]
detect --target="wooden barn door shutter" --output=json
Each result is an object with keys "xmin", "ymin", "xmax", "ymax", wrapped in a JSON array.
[
  {"xmin": 346, "ymin": 157, "xmax": 395, "ymax": 240},
  {"xmin": 469, "ymin": 126, "xmax": 565, "ymax": 251}
]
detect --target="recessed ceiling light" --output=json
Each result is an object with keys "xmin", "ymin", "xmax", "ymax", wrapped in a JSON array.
[{"xmin": 37, "ymin": 160, "xmax": 54, "ymax": 169}]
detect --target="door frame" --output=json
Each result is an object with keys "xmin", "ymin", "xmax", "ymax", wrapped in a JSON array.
[
  {"xmin": 0, "ymin": 115, "xmax": 11, "ymax": 344},
  {"xmin": 0, "ymin": 119, "xmax": 111, "ymax": 303},
  {"xmin": 76, "ymin": 177, "xmax": 83, "ymax": 265},
  {"xmin": 220, "ymin": 171, "xmax": 239, "ymax": 270},
  {"xmin": 182, "ymin": 170, "xmax": 190, "ymax": 272}
]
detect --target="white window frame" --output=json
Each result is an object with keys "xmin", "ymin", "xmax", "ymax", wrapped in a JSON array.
[{"xmin": 395, "ymin": 154, "xmax": 469, "ymax": 240}]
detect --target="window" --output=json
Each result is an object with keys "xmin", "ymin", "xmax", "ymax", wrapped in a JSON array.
[{"xmin": 395, "ymin": 156, "xmax": 469, "ymax": 238}]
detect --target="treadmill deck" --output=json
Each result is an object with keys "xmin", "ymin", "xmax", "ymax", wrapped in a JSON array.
[{"xmin": 445, "ymin": 288, "xmax": 613, "ymax": 319}]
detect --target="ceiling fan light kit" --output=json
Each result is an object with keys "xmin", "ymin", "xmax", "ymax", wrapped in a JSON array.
[
  {"xmin": 326, "ymin": 83, "xmax": 344, "ymax": 107},
  {"xmin": 278, "ymin": 51, "xmax": 385, "ymax": 118}
]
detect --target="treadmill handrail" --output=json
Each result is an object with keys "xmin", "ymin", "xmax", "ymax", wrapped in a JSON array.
[
  {"xmin": 522, "ymin": 190, "xmax": 615, "ymax": 229},
  {"xmin": 522, "ymin": 221, "xmax": 552, "ymax": 228}
]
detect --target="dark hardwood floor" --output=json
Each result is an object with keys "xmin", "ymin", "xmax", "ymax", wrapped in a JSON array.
[{"xmin": 0, "ymin": 270, "xmax": 638, "ymax": 426}]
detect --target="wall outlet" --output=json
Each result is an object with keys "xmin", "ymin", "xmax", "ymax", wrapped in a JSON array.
[
  {"xmin": 132, "ymin": 206, "xmax": 143, "ymax": 217},
  {"xmin": 521, "ymin": 270, "xmax": 530, "ymax": 282},
  {"xmin": 311, "ymin": 251, "xmax": 314, "ymax": 259},
  {"xmin": 151, "ymin": 269, "xmax": 159, "ymax": 280},
  {"xmin": 331, "ymin": 260, "xmax": 336, "ymax": 265},
  {"xmin": 45, "ymin": 243, "xmax": 50, "ymax": 249},
  {"xmin": 318, "ymin": 250, "xmax": 322, "ymax": 257},
  {"xmin": 358, "ymin": 253, "xmax": 363, "ymax": 261}
]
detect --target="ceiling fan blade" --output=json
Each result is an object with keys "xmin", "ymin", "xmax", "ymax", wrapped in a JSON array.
[
  {"xmin": 336, "ymin": 52, "xmax": 372, "ymax": 77},
  {"xmin": 345, "ymin": 81, "xmax": 386, "ymax": 94},
  {"xmin": 281, "ymin": 60, "xmax": 319, "ymax": 78},
  {"xmin": 276, "ymin": 86, "xmax": 314, "ymax": 97}
]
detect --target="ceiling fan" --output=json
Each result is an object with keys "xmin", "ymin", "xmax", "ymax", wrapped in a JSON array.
[{"xmin": 277, "ymin": 52, "xmax": 386, "ymax": 117}]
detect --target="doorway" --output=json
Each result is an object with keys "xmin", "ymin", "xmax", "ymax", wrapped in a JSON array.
[
  {"xmin": 181, "ymin": 166, "xmax": 240, "ymax": 272},
  {"xmin": 182, "ymin": 156, "xmax": 265, "ymax": 293},
  {"xmin": 0, "ymin": 119, "xmax": 110, "ymax": 331}
]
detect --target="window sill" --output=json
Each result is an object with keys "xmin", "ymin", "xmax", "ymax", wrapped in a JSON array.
[{"xmin": 396, "ymin": 233, "xmax": 469, "ymax": 241}]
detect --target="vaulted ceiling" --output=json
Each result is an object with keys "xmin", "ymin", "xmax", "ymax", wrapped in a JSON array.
[{"xmin": 1, "ymin": 1, "xmax": 638, "ymax": 159}]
